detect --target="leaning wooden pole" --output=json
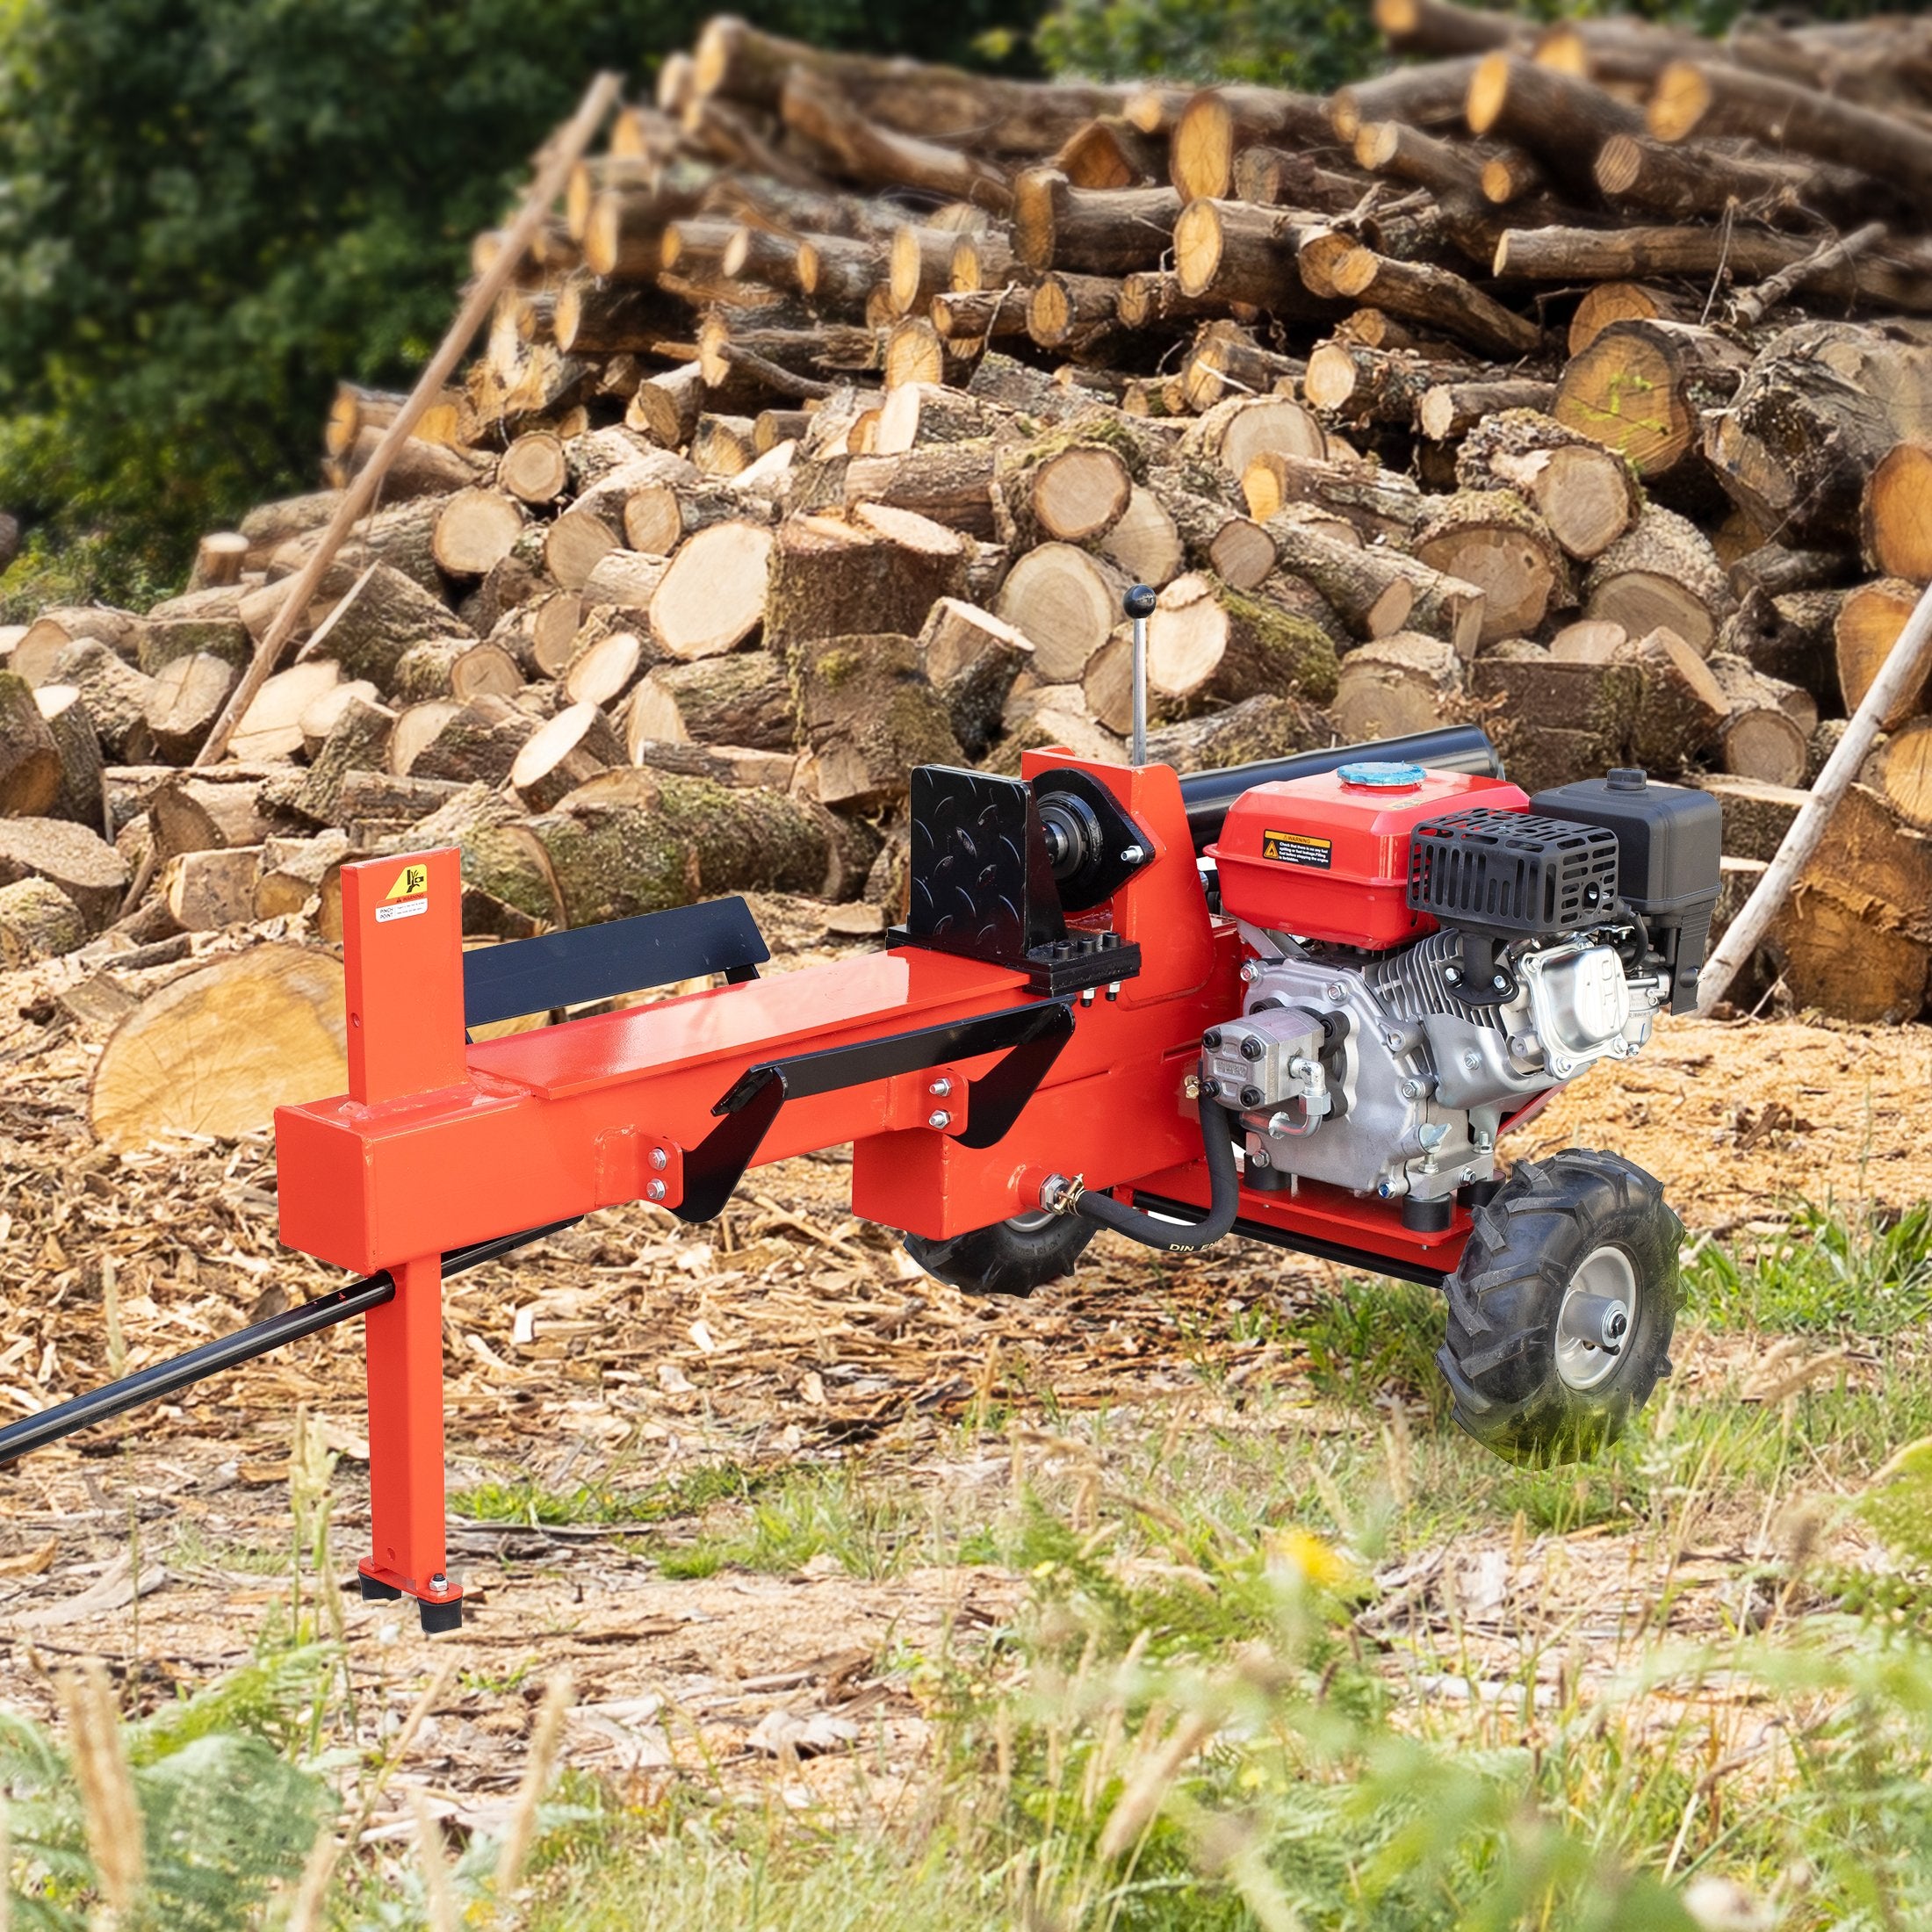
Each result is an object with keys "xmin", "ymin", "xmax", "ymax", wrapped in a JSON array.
[
  {"xmin": 117, "ymin": 70, "xmax": 622, "ymax": 918},
  {"xmin": 1696, "ymin": 573, "xmax": 1932, "ymax": 1014}
]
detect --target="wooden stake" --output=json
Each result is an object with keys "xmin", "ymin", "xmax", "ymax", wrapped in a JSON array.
[{"xmin": 1697, "ymin": 572, "xmax": 1932, "ymax": 1013}]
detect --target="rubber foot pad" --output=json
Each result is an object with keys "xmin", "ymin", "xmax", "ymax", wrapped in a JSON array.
[
  {"xmin": 358, "ymin": 1575, "xmax": 403, "ymax": 1602},
  {"xmin": 418, "ymin": 1597, "xmax": 464, "ymax": 1635}
]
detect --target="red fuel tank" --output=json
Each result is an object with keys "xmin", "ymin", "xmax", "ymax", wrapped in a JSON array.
[{"xmin": 1207, "ymin": 761, "xmax": 1530, "ymax": 948}]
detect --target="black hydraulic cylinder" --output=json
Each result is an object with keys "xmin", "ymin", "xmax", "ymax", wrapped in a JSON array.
[
  {"xmin": 0, "ymin": 1216, "xmax": 580, "ymax": 1467},
  {"xmin": 1178, "ymin": 724, "xmax": 1503, "ymax": 854}
]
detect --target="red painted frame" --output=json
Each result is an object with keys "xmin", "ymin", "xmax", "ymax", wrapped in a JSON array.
[{"xmin": 274, "ymin": 754, "xmax": 1482, "ymax": 1618}]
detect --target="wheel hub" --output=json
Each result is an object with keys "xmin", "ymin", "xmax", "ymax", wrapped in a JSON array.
[{"xmin": 1554, "ymin": 1245, "xmax": 1638, "ymax": 1392}]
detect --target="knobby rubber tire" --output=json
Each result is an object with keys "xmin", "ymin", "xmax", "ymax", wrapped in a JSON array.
[
  {"xmin": 902, "ymin": 1215, "xmax": 1097, "ymax": 1297},
  {"xmin": 1438, "ymin": 1150, "xmax": 1682, "ymax": 1466}
]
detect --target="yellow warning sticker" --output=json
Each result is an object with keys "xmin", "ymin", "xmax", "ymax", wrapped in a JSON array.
[
  {"xmin": 1261, "ymin": 828, "xmax": 1332, "ymax": 869},
  {"xmin": 385, "ymin": 862, "xmax": 429, "ymax": 902}
]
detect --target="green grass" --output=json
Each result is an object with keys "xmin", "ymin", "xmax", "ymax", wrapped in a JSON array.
[{"xmin": 1687, "ymin": 1200, "xmax": 1932, "ymax": 1335}]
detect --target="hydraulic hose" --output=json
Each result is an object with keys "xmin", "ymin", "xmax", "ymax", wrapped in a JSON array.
[{"xmin": 1072, "ymin": 1099, "xmax": 1241, "ymax": 1252}]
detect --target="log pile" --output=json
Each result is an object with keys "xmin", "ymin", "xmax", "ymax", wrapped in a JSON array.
[{"xmin": 4, "ymin": 3, "xmax": 1932, "ymax": 1027}]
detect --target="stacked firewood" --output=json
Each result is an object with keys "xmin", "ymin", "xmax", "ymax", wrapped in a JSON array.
[{"xmin": 5, "ymin": 1, "xmax": 1932, "ymax": 1024}]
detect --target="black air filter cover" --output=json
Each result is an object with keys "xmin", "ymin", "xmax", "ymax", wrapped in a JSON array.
[{"xmin": 1407, "ymin": 806, "xmax": 1621, "ymax": 937}]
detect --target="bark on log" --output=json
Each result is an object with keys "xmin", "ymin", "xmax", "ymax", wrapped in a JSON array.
[
  {"xmin": 1180, "ymin": 323, "xmax": 1306, "ymax": 412},
  {"xmin": 0, "ymin": 673, "xmax": 61, "ymax": 818},
  {"xmin": 1330, "ymin": 57, "xmax": 1486, "ymax": 144},
  {"xmin": 764, "ymin": 513, "xmax": 967, "ymax": 661},
  {"xmin": 1331, "ymin": 631, "xmax": 1467, "ymax": 740},
  {"xmin": 1464, "ymin": 54, "xmax": 1644, "ymax": 198},
  {"xmin": 1143, "ymin": 691, "xmax": 1334, "ymax": 771},
  {"xmin": 790, "ymin": 632, "xmax": 964, "ymax": 808},
  {"xmin": 1145, "ymin": 571, "xmax": 1341, "ymax": 714},
  {"xmin": 0, "ymin": 877, "xmax": 88, "ymax": 966},
  {"xmin": 1013, "ymin": 171, "xmax": 1180, "ymax": 276},
  {"xmin": 1241, "ymin": 451, "xmax": 1431, "ymax": 539},
  {"xmin": 781, "ymin": 69, "xmax": 1011, "ymax": 215},
  {"xmin": 393, "ymin": 695, "xmax": 537, "ymax": 786},
  {"xmin": 148, "ymin": 774, "xmax": 274, "ymax": 861},
  {"xmin": 1413, "ymin": 489, "xmax": 1563, "ymax": 645},
  {"xmin": 46, "ymin": 642, "xmax": 156, "ymax": 764},
  {"xmin": 1172, "ymin": 200, "xmax": 1330, "ymax": 314},
  {"xmin": 1649, "ymin": 60, "xmax": 1932, "ymax": 201},
  {"xmin": 916, "ymin": 598, "xmax": 1034, "ymax": 758},
  {"xmin": 1703, "ymin": 322, "xmax": 1932, "ymax": 550},
  {"xmin": 1453, "ymin": 408, "xmax": 1638, "ymax": 561},
  {"xmin": 1584, "ymin": 505, "xmax": 1728, "ymax": 656},
  {"xmin": 294, "ymin": 697, "xmax": 398, "ymax": 826},
  {"xmin": 625, "ymin": 652, "xmax": 798, "ymax": 753},
  {"xmin": 0, "ymin": 818, "xmax": 130, "ymax": 930},
  {"xmin": 32, "ymin": 686, "xmax": 107, "ymax": 835},
  {"xmin": 1417, "ymin": 379, "xmax": 1557, "ymax": 443},
  {"xmin": 1625, "ymin": 624, "xmax": 1729, "ymax": 772}
]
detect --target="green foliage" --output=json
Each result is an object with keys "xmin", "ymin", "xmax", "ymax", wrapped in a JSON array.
[
  {"xmin": 0, "ymin": 0, "xmax": 1044, "ymax": 602},
  {"xmin": 1036, "ymin": 0, "xmax": 1377, "ymax": 93},
  {"xmin": 1685, "ymin": 1200, "xmax": 1932, "ymax": 1335},
  {"xmin": 1, "ymin": 1649, "xmax": 334, "ymax": 1929}
]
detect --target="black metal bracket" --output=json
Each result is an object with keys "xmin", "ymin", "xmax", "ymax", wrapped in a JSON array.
[
  {"xmin": 678, "ymin": 1000, "xmax": 1078, "ymax": 1223},
  {"xmin": 1031, "ymin": 766, "xmax": 1151, "ymax": 912},
  {"xmin": 463, "ymin": 897, "xmax": 768, "ymax": 1031}
]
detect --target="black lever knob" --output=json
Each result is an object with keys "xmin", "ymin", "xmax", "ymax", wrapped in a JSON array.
[{"xmin": 1123, "ymin": 583, "xmax": 1157, "ymax": 620}]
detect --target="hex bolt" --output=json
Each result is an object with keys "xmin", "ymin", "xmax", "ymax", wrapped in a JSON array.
[
  {"xmin": 649, "ymin": 1146, "xmax": 669, "ymax": 1171},
  {"xmin": 1203, "ymin": 1028, "xmax": 1222, "ymax": 1049},
  {"xmin": 1399, "ymin": 1079, "xmax": 1422, "ymax": 1100},
  {"xmin": 646, "ymin": 1179, "xmax": 667, "ymax": 1202},
  {"xmin": 1240, "ymin": 960, "xmax": 1262, "ymax": 984},
  {"xmin": 1250, "ymin": 1147, "xmax": 1271, "ymax": 1169},
  {"xmin": 1325, "ymin": 982, "xmax": 1345, "ymax": 1003},
  {"xmin": 1121, "ymin": 844, "xmax": 1146, "ymax": 865},
  {"xmin": 929, "ymin": 1077, "xmax": 953, "ymax": 1097},
  {"xmin": 1443, "ymin": 964, "xmax": 1462, "ymax": 985},
  {"xmin": 1492, "ymin": 972, "xmax": 1510, "ymax": 991},
  {"xmin": 927, "ymin": 1110, "xmax": 952, "ymax": 1129},
  {"xmin": 1239, "ymin": 1036, "xmax": 1265, "ymax": 1060},
  {"xmin": 1239, "ymin": 1085, "xmax": 1264, "ymax": 1107},
  {"xmin": 1460, "ymin": 1049, "xmax": 1481, "ymax": 1074},
  {"xmin": 1460, "ymin": 1167, "xmax": 1475, "ymax": 1184},
  {"xmin": 1200, "ymin": 1078, "xmax": 1221, "ymax": 1099},
  {"xmin": 430, "ymin": 1574, "xmax": 447, "ymax": 1592}
]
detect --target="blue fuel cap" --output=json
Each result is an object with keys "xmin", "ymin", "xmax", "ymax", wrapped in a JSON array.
[{"xmin": 1337, "ymin": 761, "xmax": 1426, "ymax": 789}]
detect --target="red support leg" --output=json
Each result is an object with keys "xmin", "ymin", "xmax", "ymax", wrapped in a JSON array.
[{"xmin": 358, "ymin": 1254, "xmax": 463, "ymax": 1633}]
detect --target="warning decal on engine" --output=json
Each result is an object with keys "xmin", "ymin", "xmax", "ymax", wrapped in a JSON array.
[{"xmin": 1261, "ymin": 829, "xmax": 1332, "ymax": 869}]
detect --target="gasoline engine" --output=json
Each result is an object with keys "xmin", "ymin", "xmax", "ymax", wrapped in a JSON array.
[{"xmin": 1198, "ymin": 761, "xmax": 1717, "ymax": 1231}]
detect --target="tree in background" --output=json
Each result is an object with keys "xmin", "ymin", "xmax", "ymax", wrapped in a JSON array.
[
  {"xmin": 0, "ymin": 0, "xmax": 1042, "ymax": 605},
  {"xmin": 1032, "ymin": 0, "xmax": 1907, "ymax": 93}
]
